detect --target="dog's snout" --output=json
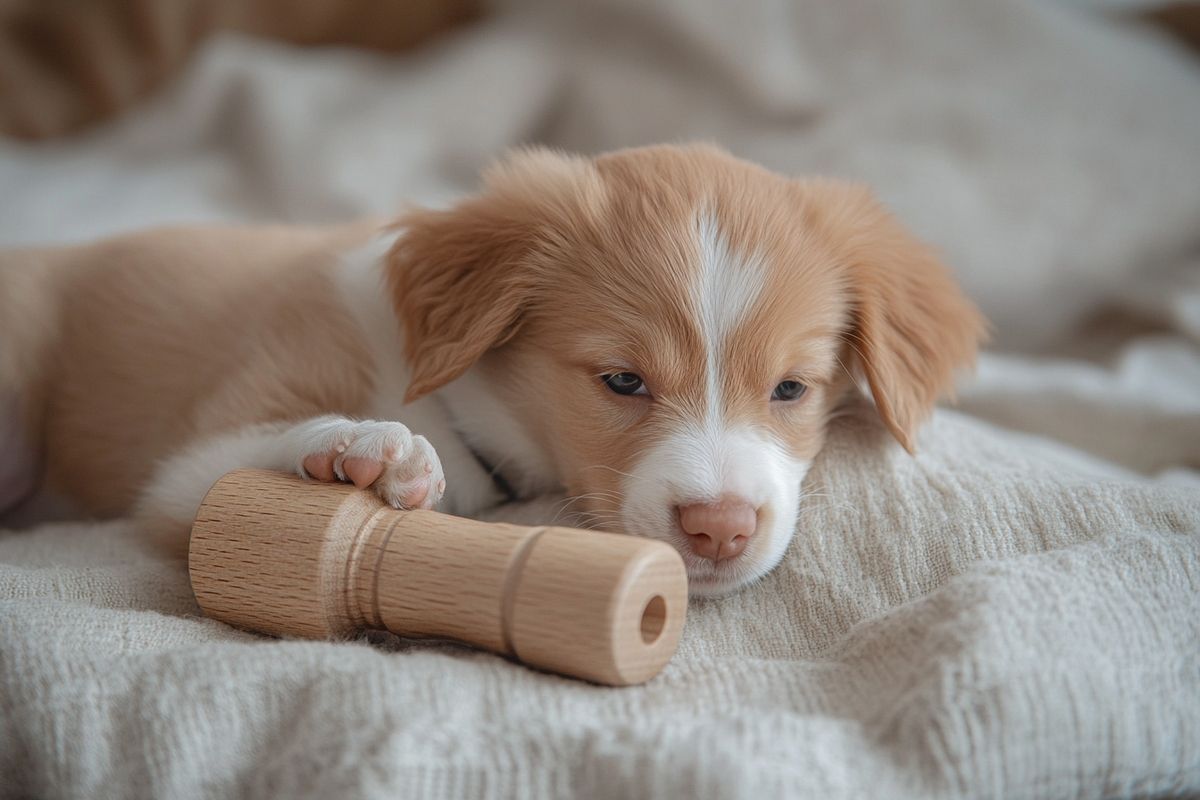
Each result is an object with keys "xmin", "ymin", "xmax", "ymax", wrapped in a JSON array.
[{"xmin": 677, "ymin": 498, "xmax": 757, "ymax": 561}]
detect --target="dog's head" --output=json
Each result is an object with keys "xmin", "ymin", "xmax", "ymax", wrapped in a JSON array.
[{"xmin": 388, "ymin": 144, "xmax": 985, "ymax": 595}]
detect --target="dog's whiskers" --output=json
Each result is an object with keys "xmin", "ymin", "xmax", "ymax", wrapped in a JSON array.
[
  {"xmin": 550, "ymin": 491, "xmax": 623, "ymax": 525},
  {"xmin": 578, "ymin": 464, "xmax": 638, "ymax": 481},
  {"xmin": 560, "ymin": 508, "xmax": 625, "ymax": 530}
]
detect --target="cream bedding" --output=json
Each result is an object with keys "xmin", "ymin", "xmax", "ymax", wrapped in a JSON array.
[{"xmin": 2, "ymin": 1, "xmax": 1198, "ymax": 797}]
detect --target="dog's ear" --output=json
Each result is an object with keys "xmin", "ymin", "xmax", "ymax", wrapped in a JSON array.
[
  {"xmin": 387, "ymin": 148, "xmax": 606, "ymax": 403},
  {"xmin": 813, "ymin": 183, "xmax": 988, "ymax": 453}
]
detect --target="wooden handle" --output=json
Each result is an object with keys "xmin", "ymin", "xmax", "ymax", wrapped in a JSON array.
[{"xmin": 188, "ymin": 469, "xmax": 687, "ymax": 685}]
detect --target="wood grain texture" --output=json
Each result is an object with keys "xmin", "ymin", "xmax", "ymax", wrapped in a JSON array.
[{"xmin": 188, "ymin": 469, "xmax": 687, "ymax": 685}]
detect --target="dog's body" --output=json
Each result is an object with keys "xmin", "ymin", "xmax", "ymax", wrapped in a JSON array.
[
  {"xmin": 1, "ymin": 222, "xmax": 497, "ymax": 518},
  {"xmin": 1, "ymin": 145, "xmax": 985, "ymax": 595}
]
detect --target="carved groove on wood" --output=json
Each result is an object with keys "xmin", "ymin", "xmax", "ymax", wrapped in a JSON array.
[{"xmin": 188, "ymin": 469, "xmax": 688, "ymax": 685}]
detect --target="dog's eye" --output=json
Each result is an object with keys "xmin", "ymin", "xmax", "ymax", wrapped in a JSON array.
[
  {"xmin": 602, "ymin": 372, "xmax": 648, "ymax": 396},
  {"xmin": 771, "ymin": 380, "xmax": 807, "ymax": 402}
]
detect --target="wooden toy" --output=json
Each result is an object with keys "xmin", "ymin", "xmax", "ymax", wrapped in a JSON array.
[{"xmin": 188, "ymin": 469, "xmax": 687, "ymax": 685}]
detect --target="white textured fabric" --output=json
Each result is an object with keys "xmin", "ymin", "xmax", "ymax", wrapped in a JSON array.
[
  {"xmin": 2, "ymin": 0, "xmax": 1199, "ymax": 797},
  {"xmin": 2, "ymin": 411, "xmax": 1197, "ymax": 799}
]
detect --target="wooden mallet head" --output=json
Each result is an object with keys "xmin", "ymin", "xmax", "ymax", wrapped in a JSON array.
[{"xmin": 188, "ymin": 469, "xmax": 688, "ymax": 685}]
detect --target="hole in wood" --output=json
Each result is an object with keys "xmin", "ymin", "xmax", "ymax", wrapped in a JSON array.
[{"xmin": 640, "ymin": 594, "xmax": 667, "ymax": 645}]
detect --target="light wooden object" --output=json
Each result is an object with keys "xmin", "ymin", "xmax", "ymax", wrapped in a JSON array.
[{"xmin": 188, "ymin": 469, "xmax": 688, "ymax": 686}]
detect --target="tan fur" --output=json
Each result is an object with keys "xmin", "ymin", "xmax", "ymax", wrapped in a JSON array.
[
  {"xmin": 390, "ymin": 148, "xmax": 609, "ymax": 402},
  {"xmin": 0, "ymin": 245, "xmax": 68, "ymax": 447},
  {"xmin": 803, "ymin": 181, "xmax": 989, "ymax": 452},
  {"xmin": 6, "ymin": 144, "xmax": 983, "ymax": 526},
  {"xmin": 388, "ymin": 144, "xmax": 985, "ymax": 519},
  {"xmin": 3, "ymin": 221, "xmax": 380, "ymax": 516}
]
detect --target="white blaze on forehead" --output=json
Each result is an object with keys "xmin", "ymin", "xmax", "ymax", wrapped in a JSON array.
[
  {"xmin": 615, "ymin": 212, "xmax": 807, "ymax": 594},
  {"xmin": 693, "ymin": 210, "xmax": 768, "ymax": 421}
]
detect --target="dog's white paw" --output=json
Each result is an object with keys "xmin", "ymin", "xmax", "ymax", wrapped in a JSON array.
[{"xmin": 292, "ymin": 418, "xmax": 445, "ymax": 510}]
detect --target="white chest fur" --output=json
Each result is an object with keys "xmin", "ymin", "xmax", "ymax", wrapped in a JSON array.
[{"xmin": 334, "ymin": 234, "xmax": 563, "ymax": 516}]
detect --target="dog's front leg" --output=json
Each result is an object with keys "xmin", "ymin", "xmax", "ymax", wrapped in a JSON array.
[{"xmin": 135, "ymin": 416, "xmax": 445, "ymax": 554}]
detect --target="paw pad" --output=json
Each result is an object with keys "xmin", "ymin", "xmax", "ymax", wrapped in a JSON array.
[{"xmin": 296, "ymin": 419, "xmax": 445, "ymax": 510}]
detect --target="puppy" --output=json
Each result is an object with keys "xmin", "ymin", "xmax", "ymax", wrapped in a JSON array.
[{"xmin": 0, "ymin": 144, "xmax": 985, "ymax": 595}]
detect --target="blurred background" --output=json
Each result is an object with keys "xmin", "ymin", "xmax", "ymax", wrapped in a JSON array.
[{"xmin": 1, "ymin": 0, "xmax": 1198, "ymax": 358}]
